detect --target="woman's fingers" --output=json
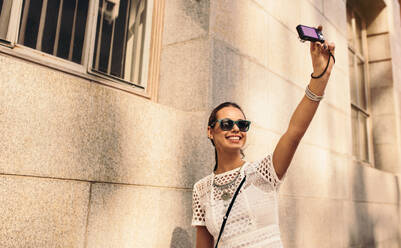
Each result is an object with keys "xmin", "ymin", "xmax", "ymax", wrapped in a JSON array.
[
  {"xmin": 310, "ymin": 41, "xmax": 318, "ymax": 52},
  {"xmin": 328, "ymin": 42, "xmax": 335, "ymax": 54},
  {"xmin": 314, "ymin": 41, "xmax": 324, "ymax": 54},
  {"xmin": 318, "ymin": 41, "xmax": 335, "ymax": 55},
  {"xmin": 310, "ymin": 26, "xmax": 335, "ymax": 57}
]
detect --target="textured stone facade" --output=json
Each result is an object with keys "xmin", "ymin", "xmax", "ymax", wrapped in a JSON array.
[{"xmin": 0, "ymin": 0, "xmax": 401, "ymax": 247}]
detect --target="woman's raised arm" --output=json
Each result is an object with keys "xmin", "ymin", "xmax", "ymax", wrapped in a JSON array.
[{"xmin": 272, "ymin": 26, "xmax": 335, "ymax": 179}]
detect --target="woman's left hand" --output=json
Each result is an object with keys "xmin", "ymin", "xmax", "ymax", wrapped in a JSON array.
[{"xmin": 310, "ymin": 25, "xmax": 335, "ymax": 80}]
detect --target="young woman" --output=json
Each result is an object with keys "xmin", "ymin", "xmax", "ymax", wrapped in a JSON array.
[{"xmin": 191, "ymin": 26, "xmax": 335, "ymax": 247}]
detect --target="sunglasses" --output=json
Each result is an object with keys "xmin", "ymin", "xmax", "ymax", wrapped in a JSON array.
[{"xmin": 211, "ymin": 118, "xmax": 251, "ymax": 132}]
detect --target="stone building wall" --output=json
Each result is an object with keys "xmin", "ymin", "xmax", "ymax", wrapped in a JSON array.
[{"xmin": 0, "ymin": 0, "xmax": 400, "ymax": 247}]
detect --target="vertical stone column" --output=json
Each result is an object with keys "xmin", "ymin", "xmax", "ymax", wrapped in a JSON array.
[{"xmin": 367, "ymin": 2, "xmax": 401, "ymax": 173}]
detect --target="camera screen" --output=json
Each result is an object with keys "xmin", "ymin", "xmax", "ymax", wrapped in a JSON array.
[{"xmin": 301, "ymin": 26, "xmax": 318, "ymax": 39}]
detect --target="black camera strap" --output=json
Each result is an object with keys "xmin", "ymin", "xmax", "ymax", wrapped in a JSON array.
[
  {"xmin": 311, "ymin": 51, "xmax": 336, "ymax": 79},
  {"xmin": 214, "ymin": 176, "xmax": 246, "ymax": 248}
]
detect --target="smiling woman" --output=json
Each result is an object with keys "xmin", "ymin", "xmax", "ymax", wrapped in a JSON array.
[
  {"xmin": 191, "ymin": 26, "xmax": 336, "ymax": 248},
  {"xmin": 207, "ymin": 102, "xmax": 248, "ymax": 174}
]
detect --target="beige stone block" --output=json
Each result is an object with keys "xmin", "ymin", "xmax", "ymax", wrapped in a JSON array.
[
  {"xmin": 367, "ymin": 7, "xmax": 389, "ymax": 35},
  {"xmin": 162, "ymin": 0, "xmax": 209, "ymax": 46},
  {"xmin": 280, "ymin": 143, "xmax": 348, "ymax": 200},
  {"xmin": 241, "ymin": 58, "xmax": 270, "ymax": 129},
  {"xmin": 391, "ymin": 43, "xmax": 401, "ymax": 68},
  {"xmin": 374, "ymin": 143, "xmax": 401, "ymax": 173},
  {"xmin": 348, "ymin": 161, "xmax": 400, "ymax": 203},
  {"xmin": 268, "ymin": 15, "xmax": 305, "ymax": 86},
  {"xmin": 158, "ymin": 38, "xmax": 210, "ymax": 111},
  {"xmin": 368, "ymin": 33, "xmax": 391, "ymax": 62},
  {"xmin": 375, "ymin": 239, "xmax": 401, "ymax": 248},
  {"xmin": 297, "ymin": 43, "xmax": 315, "ymax": 87},
  {"xmin": 343, "ymin": 201, "xmax": 373, "ymax": 247},
  {"xmin": 211, "ymin": 38, "xmax": 248, "ymax": 106},
  {"xmin": 210, "ymin": 0, "xmax": 269, "ymax": 67},
  {"xmin": 250, "ymin": 0, "xmax": 270, "ymax": 13},
  {"xmin": 279, "ymin": 196, "xmax": 345, "ymax": 247},
  {"xmin": 299, "ymin": 0, "xmax": 325, "ymax": 32},
  {"xmin": 394, "ymin": 63, "xmax": 401, "ymax": 91},
  {"xmin": 157, "ymin": 188, "xmax": 195, "ymax": 246},
  {"xmin": 0, "ymin": 55, "xmax": 91, "ymax": 177},
  {"xmin": 369, "ymin": 60, "xmax": 394, "ymax": 88},
  {"xmin": 121, "ymin": 104, "xmax": 212, "ymax": 188},
  {"xmin": 265, "ymin": 0, "xmax": 302, "ymax": 31},
  {"xmin": 324, "ymin": 68, "xmax": 351, "ymax": 115},
  {"xmin": 305, "ymin": 0, "xmax": 323, "ymax": 13},
  {"xmin": 331, "ymin": 33, "xmax": 349, "ymax": 75},
  {"xmin": 243, "ymin": 125, "xmax": 280, "ymax": 162},
  {"xmin": 371, "ymin": 86, "xmax": 395, "ymax": 115},
  {"xmin": 156, "ymin": 110, "xmax": 214, "ymax": 188},
  {"xmin": 323, "ymin": 0, "xmax": 347, "ymax": 36},
  {"xmin": 304, "ymin": 104, "xmax": 351, "ymax": 155},
  {"xmin": 86, "ymin": 183, "xmax": 194, "ymax": 248},
  {"xmin": 343, "ymin": 201, "xmax": 400, "ymax": 247},
  {"xmin": 266, "ymin": 72, "xmax": 304, "ymax": 135},
  {"xmin": 211, "ymin": 42, "xmax": 272, "ymax": 123},
  {"xmin": 372, "ymin": 114, "xmax": 397, "ymax": 145},
  {"xmin": 0, "ymin": 54, "xmax": 212, "ymax": 188},
  {"xmin": 0, "ymin": 175, "xmax": 89, "ymax": 248},
  {"xmin": 392, "ymin": 63, "xmax": 401, "ymax": 96}
]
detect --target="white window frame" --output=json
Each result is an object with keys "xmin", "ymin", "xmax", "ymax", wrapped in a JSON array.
[
  {"xmin": 0, "ymin": 0, "xmax": 164, "ymax": 100},
  {"xmin": 0, "ymin": 0, "xmax": 23, "ymax": 46},
  {"xmin": 88, "ymin": 0, "xmax": 155, "ymax": 89}
]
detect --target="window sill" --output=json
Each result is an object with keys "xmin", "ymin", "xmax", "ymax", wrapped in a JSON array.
[
  {"xmin": 352, "ymin": 157, "xmax": 374, "ymax": 168},
  {"xmin": 0, "ymin": 43, "xmax": 154, "ymax": 100}
]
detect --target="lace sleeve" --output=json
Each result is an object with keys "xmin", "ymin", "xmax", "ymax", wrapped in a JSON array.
[
  {"xmin": 191, "ymin": 183, "xmax": 206, "ymax": 226},
  {"xmin": 256, "ymin": 154, "xmax": 284, "ymax": 190}
]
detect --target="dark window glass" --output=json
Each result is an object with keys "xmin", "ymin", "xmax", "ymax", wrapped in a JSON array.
[{"xmin": 18, "ymin": 0, "xmax": 89, "ymax": 64}]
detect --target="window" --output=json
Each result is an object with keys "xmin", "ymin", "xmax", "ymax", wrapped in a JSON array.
[
  {"xmin": 347, "ymin": 6, "xmax": 372, "ymax": 163},
  {"xmin": 0, "ymin": 0, "xmax": 12, "ymax": 41},
  {"xmin": 91, "ymin": 0, "xmax": 153, "ymax": 87},
  {"xmin": 0, "ymin": 0, "xmax": 163, "ymax": 93},
  {"xmin": 0, "ymin": 0, "xmax": 21, "ymax": 43},
  {"xmin": 18, "ymin": 0, "xmax": 89, "ymax": 64}
]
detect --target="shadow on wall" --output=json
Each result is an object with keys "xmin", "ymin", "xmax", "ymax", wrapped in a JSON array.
[
  {"xmin": 170, "ymin": 227, "xmax": 192, "ymax": 248},
  {"xmin": 349, "ymin": 163, "xmax": 376, "ymax": 247},
  {"xmin": 183, "ymin": 0, "xmax": 210, "ymax": 32}
]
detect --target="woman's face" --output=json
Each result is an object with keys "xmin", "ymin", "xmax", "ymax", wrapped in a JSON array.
[{"xmin": 208, "ymin": 106, "xmax": 248, "ymax": 152}]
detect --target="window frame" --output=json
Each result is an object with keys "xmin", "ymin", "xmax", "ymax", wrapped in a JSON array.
[
  {"xmin": 0, "ymin": 0, "xmax": 164, "ymax": 100},
  {"xmin": 0, "ymin": 0, "xmax": 23, "ymax": 46},
  {"xmin": 347, "ymin": 4, "xmax": 375, "ymax": 166},
  {"xmin": 87, "ymin": 0, "xmax": 154, "ymax": 90}
]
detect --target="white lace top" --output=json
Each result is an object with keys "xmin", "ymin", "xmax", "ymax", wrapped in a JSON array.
[{"xmin": 191, "ymin": 154, "xmax": 284, "ymax": 248}]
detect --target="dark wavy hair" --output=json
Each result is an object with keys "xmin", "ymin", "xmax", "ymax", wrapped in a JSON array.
[{"xmin": 208, "ymin": 102, "xmax": 246, "ymax": 171}]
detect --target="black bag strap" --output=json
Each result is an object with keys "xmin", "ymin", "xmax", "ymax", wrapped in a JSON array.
[{"xmin": 214, "ymin": 175, "xmax": 246, "ymax": 248}]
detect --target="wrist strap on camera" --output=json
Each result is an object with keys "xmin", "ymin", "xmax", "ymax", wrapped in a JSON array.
[{"xmin": 311, "ymin": 51, "xmax": 335, "ymax": 79}]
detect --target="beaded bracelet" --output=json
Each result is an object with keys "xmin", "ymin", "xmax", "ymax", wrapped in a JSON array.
[{"xmin": 305, "ymin": 85, "xmax": 323, "ymax": 102}]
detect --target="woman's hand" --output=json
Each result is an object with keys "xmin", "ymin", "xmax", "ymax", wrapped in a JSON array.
[{"xmin": 310, "ymin": 25, "xmax": 335, "ymax": 81}]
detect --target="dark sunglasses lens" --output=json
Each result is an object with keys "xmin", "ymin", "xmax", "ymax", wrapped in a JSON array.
[
  {"xmin": 220, "ymin": 119, "xmax": 234, "ymax": 131},
  {"xmin": 237, "ymin": 120, "xmax": 250, "ymax": 131}
]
